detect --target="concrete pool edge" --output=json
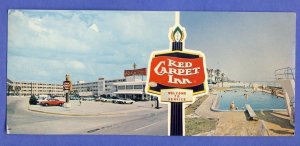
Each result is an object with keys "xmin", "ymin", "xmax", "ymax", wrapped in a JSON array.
[{"xmin": 210, "ymin": 93, "xmax": 287, "ymax": 112}]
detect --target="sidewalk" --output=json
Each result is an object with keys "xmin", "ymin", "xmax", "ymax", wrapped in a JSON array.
[
  {"xmin": 194, "ymin": 93, "xmax": 293, "ymax": 136},
  {"xmin": 28, "ymin": 100, "xmax": 164, "ymax": 116}
]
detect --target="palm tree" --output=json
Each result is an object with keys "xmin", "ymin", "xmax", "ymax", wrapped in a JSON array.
[
  {"xmin": 214, "ymin": 69, "xmax": 221, "ymax": 83},
  {"xmin": 209, "ymin": 69, "xmax": 214, "ymax": 81},
  {"xmin": 7, "ymin": 85, "xmax": 13, "ymax": 96},
  {"xmin": 206, "ymin": 68, "xmax": 214, "ymax": 83},
  {"xmin": 15, "ymin": 86, "xmax": 21, "ymax": 96},
  {"xmin": 221, "ymin": 73, "xmax": 225, "ymax": 87}
]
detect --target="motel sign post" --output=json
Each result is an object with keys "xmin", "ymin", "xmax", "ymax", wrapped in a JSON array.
[
  {"xmin": 63, "ymin": 74, "xmax": 72, "ymax": 107},
  {"xmin": 146, "ymin": 12, "xmax": 208, "ymax": 136}
]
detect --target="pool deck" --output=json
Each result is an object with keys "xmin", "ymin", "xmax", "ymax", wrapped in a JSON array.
[{"xmin": 194, "ymin": 92, "xmax": 294, "ymax": 136}]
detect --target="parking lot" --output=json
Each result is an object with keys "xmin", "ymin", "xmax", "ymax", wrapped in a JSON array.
[
  {"xmin": 29, "ymin": 97, "xmax": 162, "ymax": 116},
  {"xmin": 7, "ymin": 96, "xmax": 168, "ymax": 135}
]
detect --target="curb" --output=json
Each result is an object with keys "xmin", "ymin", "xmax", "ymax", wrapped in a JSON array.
[{"xmin": 27, "ymin": 105, "xmax": 148, "ymax": 117}]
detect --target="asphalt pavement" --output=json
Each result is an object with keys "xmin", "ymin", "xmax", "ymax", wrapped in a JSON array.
[{"xmin": 7, "ymin": 96, "xmax": 168, "ymax": 135}]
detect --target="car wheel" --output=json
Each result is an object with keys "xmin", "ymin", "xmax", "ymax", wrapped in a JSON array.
[
  {"xmin": 130, "ymin": 102, "xmax": 133, "ymax": 104},
  {"xmin": 45, "ymin": 103, "xmax": 49, "ymax": 106},
  {"xmin": 59, "ymin": 103, "xmax": 62, "ymax": 106}
]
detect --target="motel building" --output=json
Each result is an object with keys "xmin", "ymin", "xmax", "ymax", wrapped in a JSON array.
[
  {"xmin": 6, "ymin": 78, "xmax": 64, "ymax": 96},
  {"xmin": 73, "ymin": 78, "xmax": 126, "ymax": 97},
  {"xmin": 113, "ymin": 76, "xmax": 150, "ymax": 101},
  {"xmin": 73, "ymin": 66, "xmax": 154, "ymax": 101},
  {"xmin": 113, "ymin": 67, "xmax": 154, "ymax": 101}
]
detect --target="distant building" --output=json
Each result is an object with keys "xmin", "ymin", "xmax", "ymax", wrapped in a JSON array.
[
  {"xmin": 113, "ymin": 67, "xmax": 153, "ymax": 101},
  {"xmin": 113, "ymin": 80, "xmax": 151, "ymax": 101},
  {"xmin": 7, "ymin": 78, "xmax": 13, "ymax": 86},
  {"xmin": 72, "ymin": 81, "xmax": 99, "ymax": 96},
  {"xmin": 7, "ymin": 64, "xmax": 152, "ymax": 100},
  {"xmin": 72, "ymin": 78, "xmax": 126, "ymax": 96},
  {"xmin": 7, "ymin": 79, "xmax": 64, "ymax": 96},
  {"xmin": 102, "ymin": 78, "xmax": 126, "ymax": 96},
  {"xmin": 77, "ymin": 80, "xmax": 85, "ymax": 84},
  {"xmin": 72, "ymin": 66, "xmax": 153, "ymax": 100}
]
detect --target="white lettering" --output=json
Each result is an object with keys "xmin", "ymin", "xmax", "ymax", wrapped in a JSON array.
[
  {"xmin": 154, "ymin": 61, "xmax": 166, "ymax": 75},
  {"xmin": 168, "ymin": 59, "xmax": 177, "ymax": 67},
  {"xmin": 153, "ymin": 58, "xmax": 202, "ymax": 84},
  {"xmin": 167, "ymin": 59, "xmax": 193, "ymax": 68},
  {"xmin": 168, "ymin": 75, "xmax": 192, "ymax": 84}
]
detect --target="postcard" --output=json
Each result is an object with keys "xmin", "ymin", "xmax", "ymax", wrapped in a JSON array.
[{"xmin": 6, "ymin": 10, "xmax": 295, "ymax": 136}]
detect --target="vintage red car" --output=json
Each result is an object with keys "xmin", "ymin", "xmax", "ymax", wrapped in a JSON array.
[{"xmin": 40, "ymin": 99, "xmax": 65, "ymax": 106}]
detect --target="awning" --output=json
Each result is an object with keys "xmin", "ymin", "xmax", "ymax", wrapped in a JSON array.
[{"xmin": 114, "ymin": 91, "xmax": 144, "ymax": 94}]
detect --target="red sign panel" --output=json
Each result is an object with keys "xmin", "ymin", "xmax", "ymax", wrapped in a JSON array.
[
  {"xmin": 63, "ymin": 81, "xmax": 71, "ymax": 90},
  {"xmin": 149, "ymin": 56, "xmax": 205, "ymax": 88},
  {"xmin": 124, "ymin": 68, "xmax": 147, "ymax": 77}
]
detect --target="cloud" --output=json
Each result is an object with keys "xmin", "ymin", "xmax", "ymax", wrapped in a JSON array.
[
  {"xmin": 89, "ymin": 23, "xmax": 99, "ymax": 32},
  {"xmin": 67, "ymin": 60, "xmax": 86, "ymax": 70},
  {"xmin": 8, "ymin": 10, "xmax": 90, "ymax": 53},
  {"xmin": 7, "ymin": 10, "xmax": 174, "ymax": 83}
]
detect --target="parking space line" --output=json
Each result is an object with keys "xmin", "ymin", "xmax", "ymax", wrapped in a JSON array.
[{"xmin": 134, "ymin": 121, "xmax": 161, "ymax": 131}]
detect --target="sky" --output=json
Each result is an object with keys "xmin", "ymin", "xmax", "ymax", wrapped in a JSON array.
[{"xmin": 7, "ymin": 10, "xmax": 295, "ymax": 83}]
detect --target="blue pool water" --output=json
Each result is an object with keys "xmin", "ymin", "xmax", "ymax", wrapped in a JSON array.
[{"xmin": 218, "ymin": 89, "xmax": 286, "ymax": 110}]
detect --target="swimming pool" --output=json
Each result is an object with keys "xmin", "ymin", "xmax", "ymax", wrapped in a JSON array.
[{"xmin": 216, "ymin": 89, "xmax": 286, "ymax": 111}]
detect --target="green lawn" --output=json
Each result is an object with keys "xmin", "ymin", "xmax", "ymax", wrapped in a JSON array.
[
  {"xmin": 185, "ymin": 94, "xmax": 218, "ymax": 136},
  {"xmin": 185, "ymin": 117, "xmax": 218, "ymax": 136}
]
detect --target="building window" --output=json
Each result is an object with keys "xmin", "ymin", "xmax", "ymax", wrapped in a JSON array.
[
  {"xmin": 126, "ymin": 85, "xmax": 133, "ymax": 90},
  {"xmin": 134, "ymin": 85, "xmax": 143, "ymax": 89},
  {"xmin": 118, "ymin": 86, "xmax": 125, "ymax": 90}
]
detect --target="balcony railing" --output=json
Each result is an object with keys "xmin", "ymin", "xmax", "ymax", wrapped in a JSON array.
[{"xmin": 275, "ymin": 67, "xmax": 295, "ymax": 80}]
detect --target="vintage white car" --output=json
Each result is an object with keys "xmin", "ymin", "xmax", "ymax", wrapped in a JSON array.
[
  {"xmin": 115, "ymin": 98, "xmax": 135, "ymax": 104},
  {"xmin": 36, "ymin": 95, "xmax": 51, "ymax": 104},
  {"xmin": 100, "ymin": 97, "xmax": 113, "ymax": 102}
]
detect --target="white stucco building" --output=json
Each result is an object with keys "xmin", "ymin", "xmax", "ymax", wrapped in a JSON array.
[
  {"xmin": 113, "ymin": 75, "xmax": 153, "ymax": 101},
  {"xmin": 7, "ymin": 79, "xmax": 64, "ymax": 96},
  {"xmin": 73, "ymin": 78, "xmax": 126, "ymax": 96}
]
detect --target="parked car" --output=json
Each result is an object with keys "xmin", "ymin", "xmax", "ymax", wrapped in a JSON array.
[
  {"xmin": 29, "ymin": 95, "xmax": 38, "ymax": 105},
  {"xmin": 40, "ymin": 99, "xmax": 65, "ymax": 106},
  {"xmin": 115, "ymin": 98, "xmax": 135, "ymax": 104},
  {"xmin": 37, "ymin": 95, "xmax": 51, "ymax": 104},
  {"xmin": 95, "ymin": 97, "xmax": 101, "ymax": 102},
  {"xmin": 111, "ymin": 96, "xmax": 120, "ymax": 103},
  {"xmin": 70, "ymin": 95, "xmax": 80, "ymax": 100},
  {"xmin": 100, "ymin": 97, "xmax": 113, "ymax": 102},
  {"xmin": 82, "ymin": 96, "xmax": 95, "ymax": 101}
]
